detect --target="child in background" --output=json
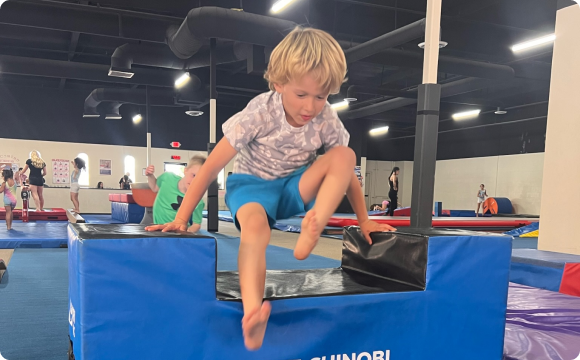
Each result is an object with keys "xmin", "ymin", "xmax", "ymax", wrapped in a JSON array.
[
  {"xmin": 476, "ymin": 184, "xmax": 488, "ymax": 217},
  {"xmin": 70, "ymin": 157, "xmax": 86, "ymax": 213},
  {"xmin": 0, "ymin": 167, "xmax": 17, "ymax": 230},
  {"xmin": 147, "ymin": 27, "xmax": 395, "ymax": 350},
  {"xmin": 145, "ymin": 156, "xmax": 206, "ymax": 233}
]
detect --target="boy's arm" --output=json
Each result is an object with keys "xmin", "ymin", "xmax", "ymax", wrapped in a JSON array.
[
  {"xmin": 145, "ymin": 165, "xmax": 159, "ymax": 192},
  {"xmin": 147, "ymin": 137, "xmax": 238, "ymax": 232},
  {"xmin": 187, "ymin": 201, "xmax": 204, "ymax": 233},
  {"xmin": 346, "ymin": 172, "xmax": 396, "ymax": 244}
]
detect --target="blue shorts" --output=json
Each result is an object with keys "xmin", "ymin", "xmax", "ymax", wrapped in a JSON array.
[{"xmin": 225, "ymin": 167, "xmax": 315, "ymax": 229}]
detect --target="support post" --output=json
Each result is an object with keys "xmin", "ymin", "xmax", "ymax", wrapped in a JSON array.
[
  {"xmin": 207, "ymin": 38, "xmax": 219, "ymax": 232},
  {"xmin": 146, "ymin": 85, "xmax": 151, "ymax": 166},
  {"xmin": 409, "ymin": 0, "xmax": 442, "ymax": 229}
]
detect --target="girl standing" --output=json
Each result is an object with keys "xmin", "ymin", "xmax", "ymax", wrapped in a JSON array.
[
  {"xmin": 0, "ymin": 168, "xmax": 17, "ymax": 230},
  {"xmin": 70, "ymin": 157, "xmax": 86, "ymax": 213},
  {"xmin": 476, "ymin": 184, "xmax": 488, "ymax": 217},
  {"xmin": 388, "ymin": 167, "xmax": 400, "ymax": 216},
  {"xmin": 21, "ymin": 150, "xmax": 47, "ymax": 211}
]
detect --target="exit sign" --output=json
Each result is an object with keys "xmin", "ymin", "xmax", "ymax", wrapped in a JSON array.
[
  {"xmin": 170, "ymin": 142, "xmax": 181, "ymax": 148},
  {"xmin": 171, "ymin": 155, "xmax": 181, "ymax": 160}
]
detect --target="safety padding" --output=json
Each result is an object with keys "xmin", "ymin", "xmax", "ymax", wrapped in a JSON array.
[
  {"xmin": 108, "ymin": 193, "xmax": 136, "ymax": 203},
  {"xmin": 510, "ymin": 249, "xmax": 580, "ymax": 297},
  {"xmin": 0, "ymin": 207, "xmax": 67, "ymax": 221},
  {"xmin": 68, "ymin": 224, "xmax": 512, "ymax": 360},
  {"xmin": 393, "ymin": 206, "xmax": 411, "ymax": 216},
  {"xmin": 110, "ymin": 201, "xmax": 144, "ymax": 223}
]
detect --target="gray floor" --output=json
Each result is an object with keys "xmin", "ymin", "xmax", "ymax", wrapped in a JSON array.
[{"xmin": 201, "ymin": 219, "xmax": 343, "ymax": 260}]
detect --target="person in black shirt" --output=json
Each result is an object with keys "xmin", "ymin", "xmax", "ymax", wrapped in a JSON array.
[
  {"xmin": 119, "ymin": 175, "xmax": 131, "ymax": 190},
  {"xmin": 21, "ymin": 150, "xmax": 47, "ymax": 211},
  {"xmin": 388, "ymin": 166, "xmax": 399, "ymax": 216}
]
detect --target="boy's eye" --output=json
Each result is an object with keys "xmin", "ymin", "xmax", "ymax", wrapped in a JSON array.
[
  {"xmin": 317, "ymin": 96, "xmax": 325, "ymax": 100},
  {"xmin": 297, "ymin": 94, "xmax": 306, "ymax": 98}
]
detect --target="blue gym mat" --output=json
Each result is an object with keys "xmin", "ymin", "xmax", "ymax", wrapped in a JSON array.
[
  {"xmin": 0, "ymin": 235, "xmax": 339, "ymax": 360},
  {"xmin": 82, "ymin": 214, "xmax": 125, "ymax": 224},
  {"xmin": 0, "ymin": 223, "xmax": 68, "ymax": 248}
]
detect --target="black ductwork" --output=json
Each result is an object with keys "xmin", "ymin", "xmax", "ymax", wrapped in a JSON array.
[
  {"xmin": 344, "ymin": 19, "xmax": 426, "ymax": 63},
  {"xmin": 83, "ymin": 87, "xmax": 208, "ymax": 118},
  {"xmin": 344, "ymin": 78, "xmax": 491, "ymax": 120},
  {"xmin": 347, "ymin": 85, "xmax": 418, "ymax": 100},
  {"xmin": 166, "ymin": 7, "xmax": 296, "ymax": 59},
  {"xmin": 109, "ymin": 42, "xmax": 253, "ymax": 76}
]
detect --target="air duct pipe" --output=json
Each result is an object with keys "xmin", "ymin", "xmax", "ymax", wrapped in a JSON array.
[
  {"xmin": 109, "ymin": 42, "xmax": 253, "ymax": 78},
  {"xmin": 166, "ymin": 7, "xmax": 296, "ymax": 59},
  {"xmin": 344, "ymin": 78, "xmax": 491, "ymax": 120}
]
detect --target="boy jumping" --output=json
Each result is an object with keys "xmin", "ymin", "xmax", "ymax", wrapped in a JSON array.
[{"xmin": 147, "ymin": 27, "xmax": 395, "ymax": 350}]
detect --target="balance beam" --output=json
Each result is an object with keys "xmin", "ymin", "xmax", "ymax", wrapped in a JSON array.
[{"xmin": 66, "ymin": 209, "xmax": 85, "ymax": 224}]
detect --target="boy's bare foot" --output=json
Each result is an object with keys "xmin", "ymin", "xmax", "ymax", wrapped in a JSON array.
[
  {"xmin": 242, "ymin": 301, "xmax": 271, "ymax": 351},
  {"xmin": 294, "ymin": 210, "xmax": 320, "ymax": 260}
]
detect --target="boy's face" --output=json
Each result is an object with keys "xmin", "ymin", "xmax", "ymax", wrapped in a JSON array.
[
  {"xmin": 274, "ymin": 72, "xmax": 330, "ymax": 127},
  {"xmin": 183, "ymin": 165, "xmax": 201, "ymax": 190}
]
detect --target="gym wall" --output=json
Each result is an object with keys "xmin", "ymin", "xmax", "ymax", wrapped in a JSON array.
[{"xmin": 366, "ymin": 152, "xmax": 544, "ymax": 215}]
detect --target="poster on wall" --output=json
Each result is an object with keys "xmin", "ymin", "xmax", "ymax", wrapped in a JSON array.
[
  {"xmin": 100, "ymin": 160, "xmax": 112, "ymax": 175},
  {"xmin": 52, "ymin": 159, "xmax": 70, "ymax": 184},
  {"xmin": 0, "ymin": 154, "xmax": 20, "ymax": 172}
]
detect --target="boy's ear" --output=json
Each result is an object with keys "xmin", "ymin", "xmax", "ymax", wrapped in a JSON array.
[{"xmin": 273, "ymin": 83, "xmax": 284, "ymax": 94}]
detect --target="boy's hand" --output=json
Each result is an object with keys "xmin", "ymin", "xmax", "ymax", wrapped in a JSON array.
[
  {"xmin": 145, "ymin": 220, "xmax": 187, "ymax": 233},
  {"xmin": 360, "ymin": 219, "xmax": 396, "ymax": 244},
  {"xmin": 145, "ymin": 165, "xmax": 155, "ymax": 176}
]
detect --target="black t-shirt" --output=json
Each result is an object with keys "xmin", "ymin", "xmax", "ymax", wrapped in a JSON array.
[
  {"xmin": 119, "ymin": 177, "xmax": 131, "ymax": 190},
  {"xmin": 26, "ymin": 159, "xmax": 45, "ymax": 178}
]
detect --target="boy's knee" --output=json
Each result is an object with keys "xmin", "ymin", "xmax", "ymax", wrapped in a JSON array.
[
  {"xmin": 329, "ymin": 146, "xmax": 356, "ymax": 165},
  {"xmin": 239, "ymin": 212, "xmax": 270, "ymax": 235}
]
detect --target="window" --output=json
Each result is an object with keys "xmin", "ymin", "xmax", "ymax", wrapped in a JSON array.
[
  {"xmin": 124, "ymin": 155, "xmax": 135, "ymax": 182},
  {"xmin": 217, "ymin": 168, "xmax": 225, "ymax": 190},
  {"xmin": 77, "ymin": 153, "xmax": 89, "ymax": 186},
  {"xmin": 164, "ymin": 162, "xmax": 186, "ymax": 177}
]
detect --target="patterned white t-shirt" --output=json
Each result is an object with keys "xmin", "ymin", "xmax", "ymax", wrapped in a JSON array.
[{"xmin": 222, "ymin": 91, "xmax": 350, "ymax": 180}]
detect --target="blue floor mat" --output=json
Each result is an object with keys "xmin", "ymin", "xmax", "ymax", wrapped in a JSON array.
[
  {"xmin": 0, "ymin": 249, "xmax": 69, "ymax": 360},
  {"xmin": 512, "ymin": 237, "xmax": 538, "ymax": 249},
  {"xmin": 0, "ymin": 223, "xmax": 68, "ymax": 248},
  {"xmin": 0, "ymin": 236, "xmax": 339, "ymax": 359}
]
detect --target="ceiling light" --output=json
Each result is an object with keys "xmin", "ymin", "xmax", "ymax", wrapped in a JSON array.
[
  {"xmin": 0, "ymin": 0, "xmax": 7, "ymax": 8},
  {"xmin": 494, "ymin": 107, "xmax": 507, "ymax": 115},
  {"xmin": 271, "ymin": 0, "xmax": 297, "ymax": 13},
  {"xmin": 369, "ymin": 126, "xmax": 389, "ymax": 136},
  {"xmin": 511, "ymin": 34, "xmax": 555, "ymax": 52},
  {"xmin": 108, "ymin": 68, "xmax": 134, "ymax": 78},
  {"xmin": 344, "ymin": 97, "xmax": 357, "ymax": 102},
  {"xmin": 418, "ymin": 41, "xmax": 448, "ymax": 49},
  {"xmin": 83, "ymin": 114, "xmax": 100, "ymax": 118},
  {"xmin": 132, "ymin": 114, "xmax": 142, "ymax": 123},
  {"xmin": 105, "ymin": 114, "xmax": 122, "ymax": 120},
  {"xmin": 174, "ymin": 72, "xmax": 190, "ymax": 89},
  {"xmin": 185, "ymin": 110, "xmax": 204, "ymax": 116},
  {"xmin": 452, "ymin": 109, "xmax": 481, "ymax": 120},
  {"xmin": 331, "ymin": 100, "xmax": 349, "ymax": 110}
]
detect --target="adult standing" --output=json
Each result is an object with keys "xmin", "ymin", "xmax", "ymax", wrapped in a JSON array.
[
  {"xmin": 119, "ymin": 172, "xmax": 132, "ymax": 189},
  {"xmin": 388, "ymin": 166, "xmax": 400, "ymax": 216},
  {"xmin": 21, "ymin": 150, "xmax": 47, "ymax": 211}
]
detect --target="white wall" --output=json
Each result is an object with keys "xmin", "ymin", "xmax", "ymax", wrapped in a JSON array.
[
  {"xmin": 0, "ymin": 138, "xmax": 232, "ymax": 212},
  {"xmin": 538, "ymin": 4, "xmax": 580, "ymax": 255},
  {"xmin": 366, "ymin": 153, "xmax": 544, "ymax": 214}
]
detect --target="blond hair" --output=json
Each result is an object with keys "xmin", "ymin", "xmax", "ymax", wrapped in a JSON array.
[
  {"xmin": 264, "ymin": 27, "xmax": 347, "ymax": 95},
  {"xmin": 186, "ymin": 155, "xmax": 206, "ymax": 169},
  {"xmin": 30, "ymin": 150, "xmax": 45, "ymax": 168}
]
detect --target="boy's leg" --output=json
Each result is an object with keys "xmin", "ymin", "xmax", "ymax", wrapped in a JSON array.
[
  {"xmin": 295, "ymin": 146, "xmax": 356, "ymax": 260},
  {"xmin": 236, "ymin": 202, "xmax": 272, "ymax": 350}
]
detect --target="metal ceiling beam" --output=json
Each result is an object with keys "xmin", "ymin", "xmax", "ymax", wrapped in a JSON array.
[{"xmin": 0, "ymin": 1, "xmax": 177, "ymax": 43}]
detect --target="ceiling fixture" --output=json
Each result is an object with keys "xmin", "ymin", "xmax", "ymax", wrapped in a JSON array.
[
  {"xmin": 418, "ymin": 41, "xmax": 448, "ymax": 49},
  {"xmin": 330, "ymin": 100, "xmax": 349, "ymax": 110},
  {"xmin": 452, "ymin": 109, "xmax": 481, "ymax": 120},
  {"xmin": 511, "ymin": 34, "xmax": 555, "ymax": 52},
  {"xmin": 0, "ymin": 0, "xmax": 7, "ymax": 8},
  {"xmin": 271, "ymin": 0, "xmax": 297, "ymax": 13},
  {"xmin": 369, "ymin": 126, "xmax": 389, "ymax": 136},
  {"xmin": 132, "ymin": 114, "xmax": 143, "ymax": 123},
  {"xmin": 108, "ymin": 68, "xmax": 134, "ymax": 79},
  {"xmin": 83, "ymin": 114, "xmax": 100, "ymax": 118},
  {"xmin": 344, "ymin": 97, "xmax": 357, "ymax": 102},
  {"xmin": 174, "ymin": 72, "xmax": 191, "ymax": 89},
  {"xmin": 105, "ymin": 114, "xmax": 122, "ymax": 120},
  {"xmin": 494, "ymin": 107, "xmax": 507, "ymax": 115},
  {"xmin": 185, "ymin": 109, "xmax": 204, "ymax": 116}
]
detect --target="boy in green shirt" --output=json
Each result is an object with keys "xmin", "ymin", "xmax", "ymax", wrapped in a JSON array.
[{"xmin": 145, "ymin": 156, "xmax": 206, "ymax": 233}]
